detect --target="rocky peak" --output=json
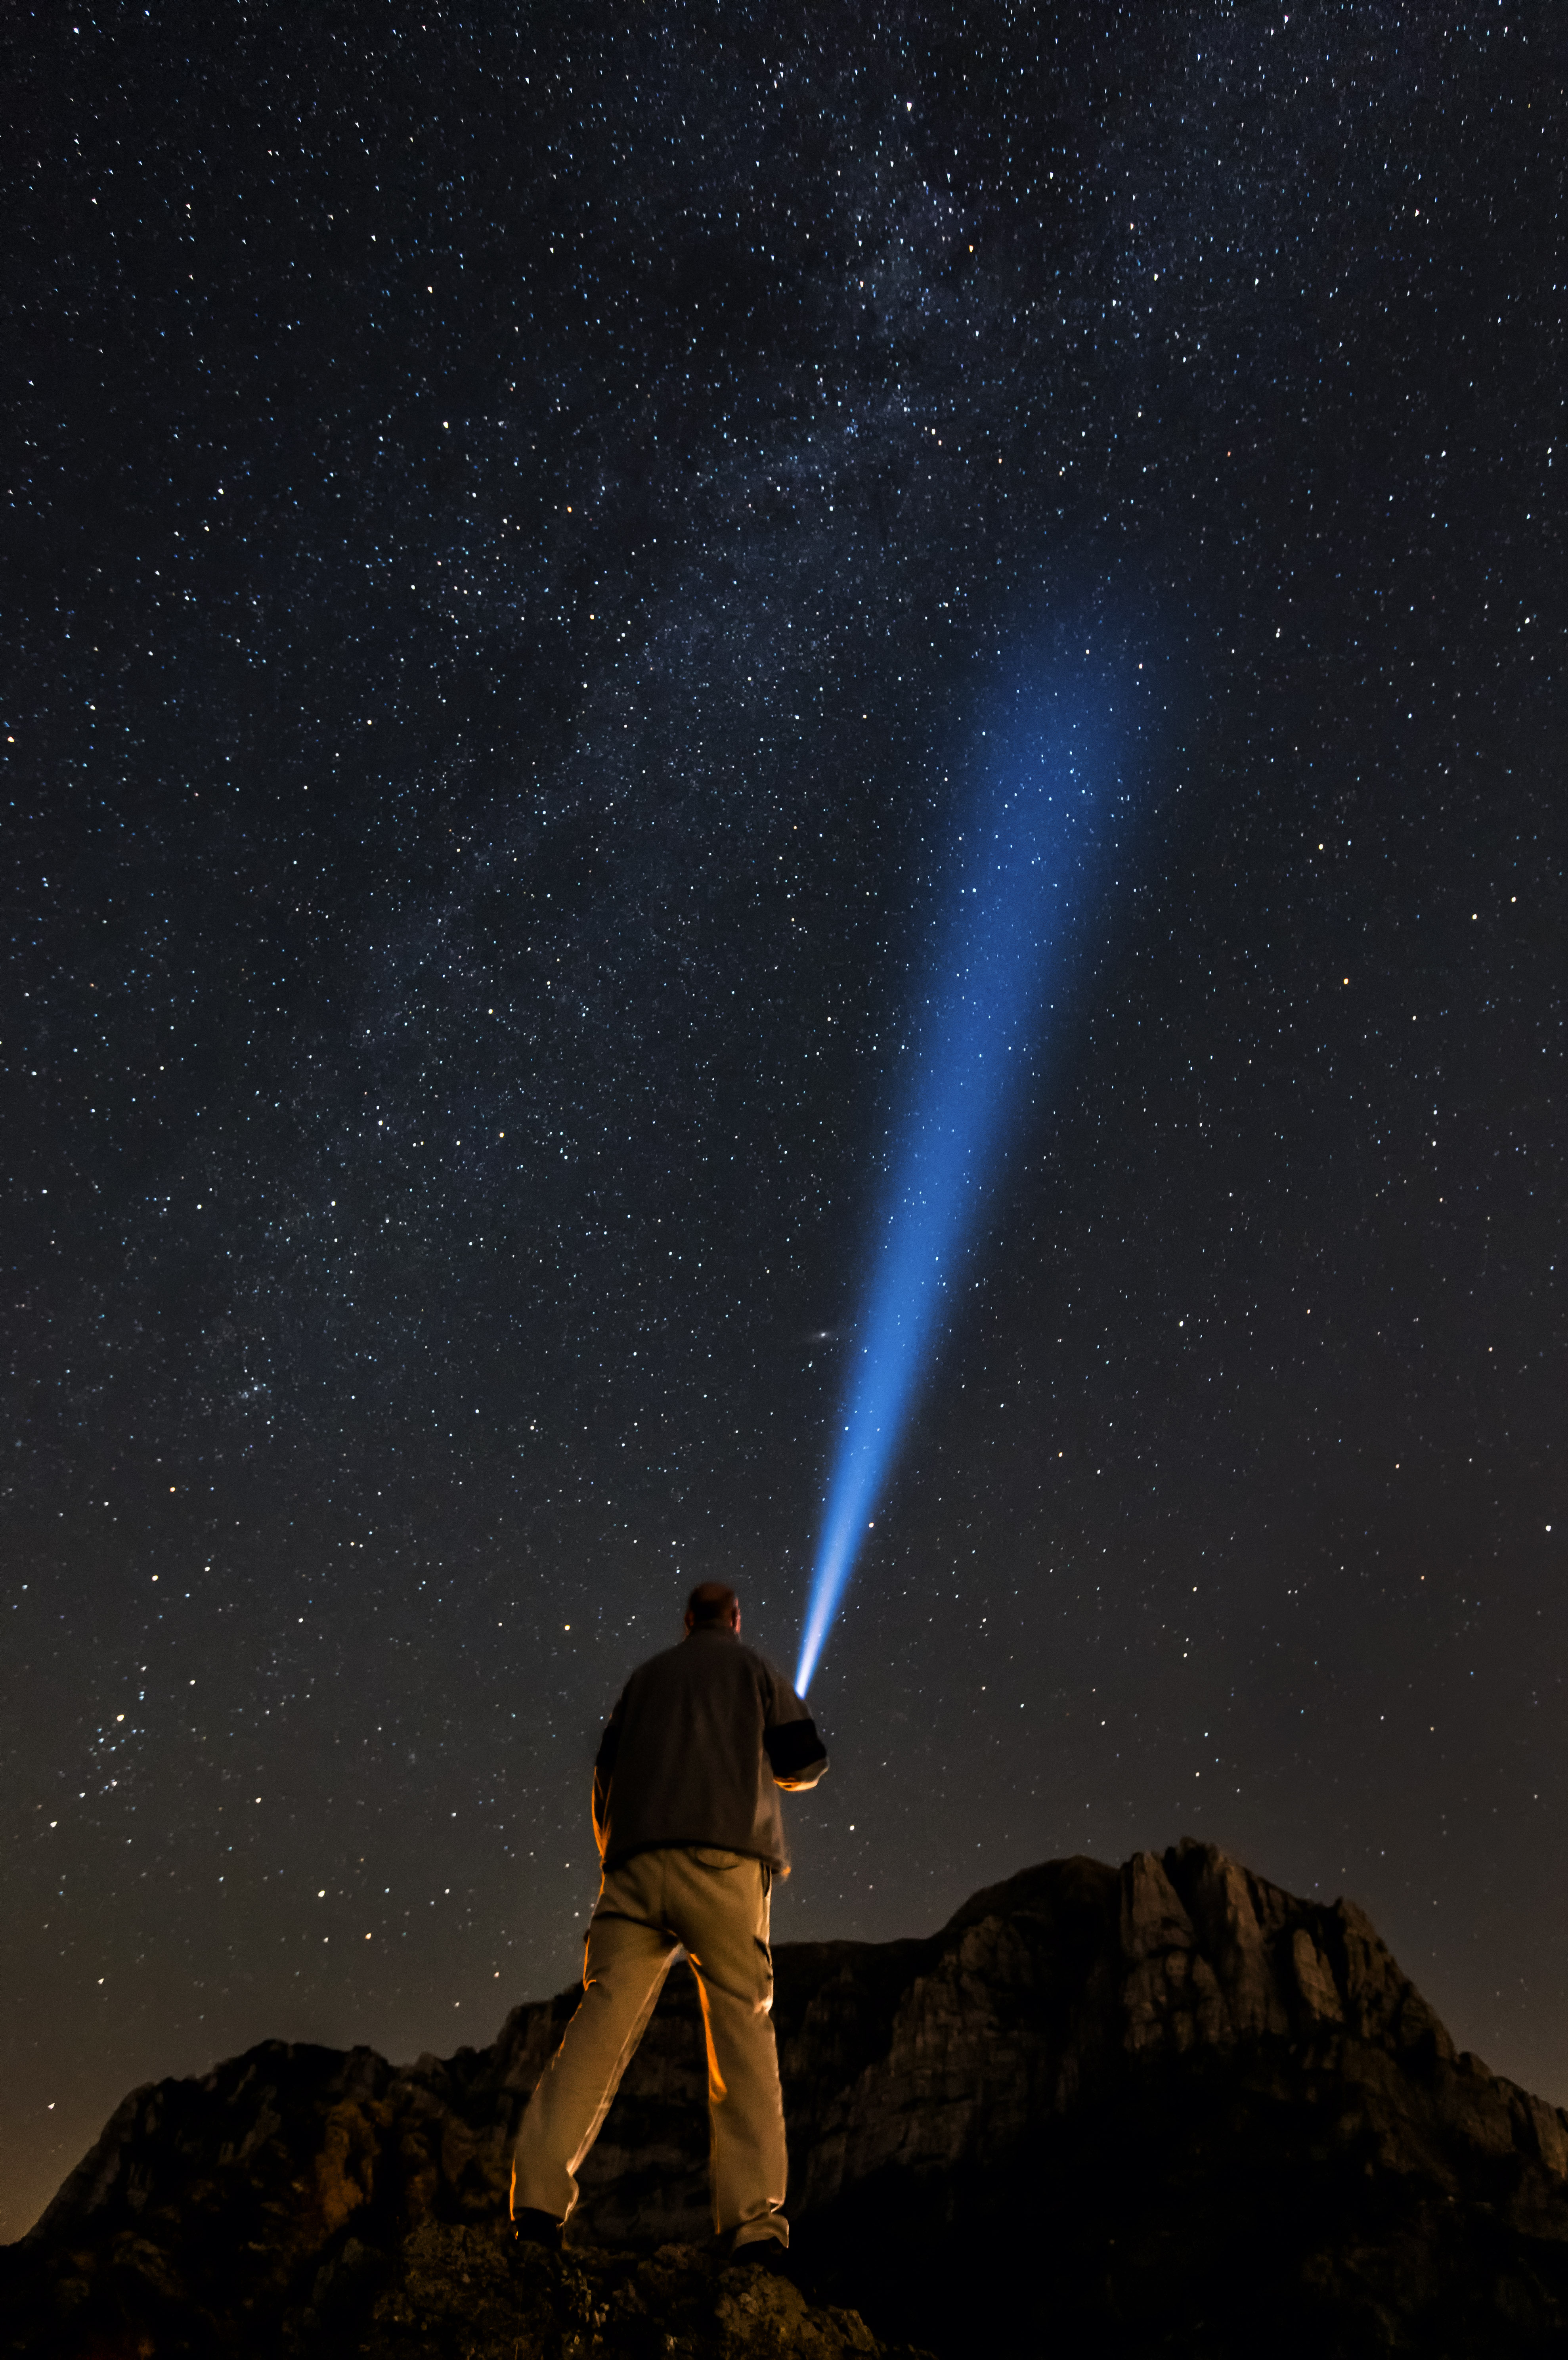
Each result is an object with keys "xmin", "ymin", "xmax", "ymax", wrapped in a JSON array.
[{"xmin": 6, "ymin": 1841, "xmax": 1567, "ymax": 2355}]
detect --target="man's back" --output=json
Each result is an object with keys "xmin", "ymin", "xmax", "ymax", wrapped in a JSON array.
[{"xmin": 594, "ymin": 1627, "xmax": 826, "ymax": 1871}]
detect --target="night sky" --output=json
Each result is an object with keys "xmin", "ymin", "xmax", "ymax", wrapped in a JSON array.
[{"xmin": 5, "ymin": 1, "xmax": 1563, "ymax": 2242}]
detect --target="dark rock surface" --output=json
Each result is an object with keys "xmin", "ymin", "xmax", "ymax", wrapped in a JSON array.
[
  {"xmin": 6, "ymin": 1841, "xmax": 1568, "ymax": 2355},
  {"xmin": 363, "ymin": 2227, "xmax": 921, "ymax": 2359}
]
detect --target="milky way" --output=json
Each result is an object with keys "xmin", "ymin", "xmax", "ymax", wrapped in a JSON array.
[{"xmin": 5, "ymin": 2, "xmax": 1562, "ymax": 2238}]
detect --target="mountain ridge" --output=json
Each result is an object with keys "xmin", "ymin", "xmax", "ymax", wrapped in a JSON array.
[{"xmin": 6, "ymin": 1839, "xmax": 1568, "ymax": 2355}]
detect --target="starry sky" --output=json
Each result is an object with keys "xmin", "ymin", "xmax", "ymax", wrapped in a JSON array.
[{"xmin": 5, "ymin": 0, "xmax": 1563, "ymax": 2241}]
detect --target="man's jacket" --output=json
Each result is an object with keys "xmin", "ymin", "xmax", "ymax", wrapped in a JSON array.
[{"xmin": 591, "ymin": 1627, "xmax": 828, "ymax": 1874}]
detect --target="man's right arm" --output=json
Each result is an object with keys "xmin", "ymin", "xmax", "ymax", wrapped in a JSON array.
[
  {"xmin": 765, "ymin": 1717, "xmax": 829, "ymax": 1788},
  {"xmin": 761, "ymin": 1664, "xmax": 829, "ymax": 1790}
]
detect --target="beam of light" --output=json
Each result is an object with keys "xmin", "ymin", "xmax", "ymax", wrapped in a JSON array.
[{"xmin": 795, "ymin": 685, "xmax": 1121, "ymax": 1694}]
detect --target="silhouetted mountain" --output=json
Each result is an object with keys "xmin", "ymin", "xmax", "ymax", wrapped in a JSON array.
[{"xmin": 6, "ymin": 1842, "xmax": 1568, "ymax": 2356}]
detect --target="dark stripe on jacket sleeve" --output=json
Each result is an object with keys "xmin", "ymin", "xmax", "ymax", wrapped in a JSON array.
[{"xmin": 764, "ymin": 1717, "xmax": 828, "ymax": 1781}]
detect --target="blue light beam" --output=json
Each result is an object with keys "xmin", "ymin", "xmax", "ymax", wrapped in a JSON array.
[{"xmin": 796, "ymin": 689, "xmax": 1120, "ymax": 1694}]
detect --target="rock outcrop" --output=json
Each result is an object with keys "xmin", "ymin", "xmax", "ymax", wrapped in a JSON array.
[{"xmin": 6, "ymin": 1841, "xmax": 1568, "ymax": 2355}]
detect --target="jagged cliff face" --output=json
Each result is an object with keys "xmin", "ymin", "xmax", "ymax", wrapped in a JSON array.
[{"xmin": 6, "ymin": 1842, "xmax": 1568, "ymax": 2357}]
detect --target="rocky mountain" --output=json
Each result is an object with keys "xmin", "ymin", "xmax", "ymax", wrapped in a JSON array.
[{"xmin": 6, "ymin": 1841, "xmax": 1568, "ymax": 2356}]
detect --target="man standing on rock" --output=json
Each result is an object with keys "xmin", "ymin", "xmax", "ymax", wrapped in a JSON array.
[{"xmin": 510, "ymin": 1581, "xmax": 830, "ymax": 2263}]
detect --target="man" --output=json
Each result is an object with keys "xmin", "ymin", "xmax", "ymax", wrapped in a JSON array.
[{"xmin": 510, "ymin": 1581, "xmax": 829, "ymax": 2262}]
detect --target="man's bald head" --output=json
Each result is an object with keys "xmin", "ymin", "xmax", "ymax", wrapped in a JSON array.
[{"xmin": 684, "ymin": 1581, "xmax": 740, "ymax": 1637}]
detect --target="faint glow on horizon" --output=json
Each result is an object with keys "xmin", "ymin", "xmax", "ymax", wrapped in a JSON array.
[{"xmin": 796, "ymin": 687, "xmax": 1121, "ymax": 1694}]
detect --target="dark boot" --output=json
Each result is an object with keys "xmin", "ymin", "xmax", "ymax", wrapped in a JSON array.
[
  {"xmin": 725, "ymin": 2235, "xmax": 788, "ymax": 2272},
  {"xmin": 512, "ymin": 2207, "xmax": 564, "ymax": 2253}
]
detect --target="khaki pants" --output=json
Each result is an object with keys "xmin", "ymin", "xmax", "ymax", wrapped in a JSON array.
[{"xmin": 510, "ymin": 1845, "xmax": 789, "ymax": 2249}]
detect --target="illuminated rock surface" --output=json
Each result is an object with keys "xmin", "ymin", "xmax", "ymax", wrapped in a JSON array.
[{"xmin": 6, "ymin": 1842, "xmax": 1568, "ymax": 2356}]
